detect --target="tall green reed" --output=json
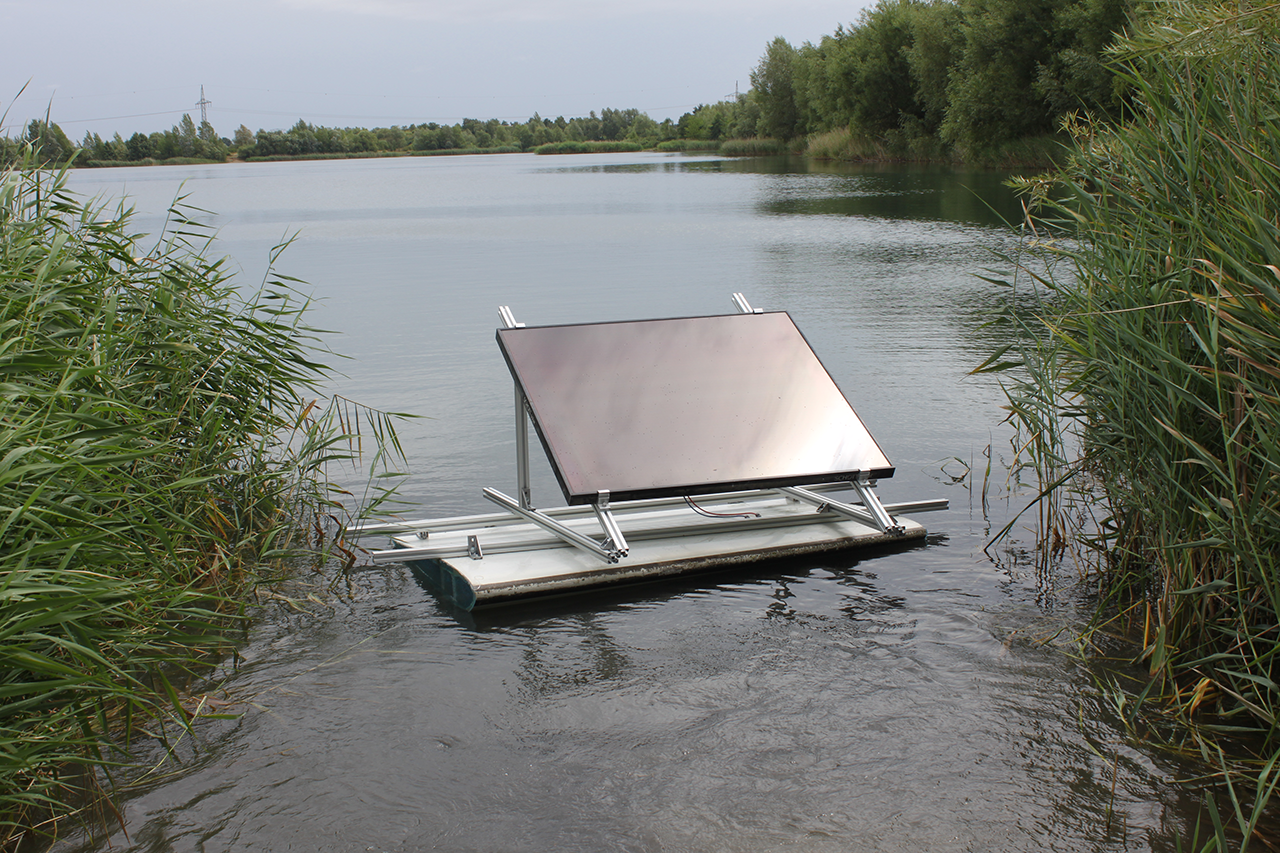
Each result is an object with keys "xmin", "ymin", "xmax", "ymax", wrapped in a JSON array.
[
  {"xmin": 983, "ymin": 2, "xmax": 1280, "ymax": 846},
  {"xmin": 0, "ymin": 146, "xmax": 404, "ymax": 848}
]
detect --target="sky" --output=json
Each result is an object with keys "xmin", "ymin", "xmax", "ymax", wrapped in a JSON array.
[{"xmin": 3, "ymin": 0, "xmax": 876, "ymax": 142}]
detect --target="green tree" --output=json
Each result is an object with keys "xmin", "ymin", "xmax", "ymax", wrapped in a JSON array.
[
  {"xmin": 24, "ymin": 120, "xmax": 74, "ymax": 164},
  {"xmin": 105, "ymin": 133, "xmax": 128, "ymax": 161},
  {"xmin": 679, "ymin": 102, "xmax": 741, "ymax": 140},
  {"xmin": 175, "ymin": 113, "xmax": 198, "ymax": 157},
  {"xmin": 349, "ymin": 128, "xmax": 378, "ymax": 152},
  {"xmin": 751, "ymin": 36, "xmax": 804, "ymax": 140},
  {"xmin": 941, "ymin": 0, "xmax": 1060, "ymax": 151},
  {"xmin": 80, "ymin": 131, "xmax": 108, "ymax": 160},
  {"xmin": 1033, "ymin": 0, "xmax": 1132, "ymax": 117},
  {"xmin": 627, "ymin": 112, "xmax": 660, "ymax": 141},
  {"xmin": 830, "ymin": 2, "xmax": 923, "ymax": 136},
  {"xmin": 411, "ymin": 126, "xmax": 440, "ymax": 151},
  {"xmin": 125, "ymin": 132, "xmax": 153, "ymax": 160},
  {"xmin": 903, "ymin": 0, "xmax": 966, "ymax": 135},
  {"xmin": 574, "ymin": 111, "xmax": 603, "ymax": 141},
  {"xmin": 375, "ymin": 126, "xmax": 406, "ymax": 150},
  {"xmin": 313, "ymin": 126, "xmax": 342, "ymax": 153},
  {"xmin": 288, "ymin": 119, "xmax": 318, "ymax": 154},
  {"xmin": 0, "ymin": 136, "xmax": 19, "ymax": 167},
  {"xmin": 152, "ymin": 130, "xmax": 177, "ymax": 160}
]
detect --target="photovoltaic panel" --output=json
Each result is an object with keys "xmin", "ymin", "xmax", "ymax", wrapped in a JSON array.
[{"xmin": 496, "ymin": 311, "xmax": 893, "ymax": 505}]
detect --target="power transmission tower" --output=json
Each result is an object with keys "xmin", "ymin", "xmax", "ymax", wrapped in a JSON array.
[{"xmin": 196, "ymin": 85, "xmax": 211, "ymax": 126}]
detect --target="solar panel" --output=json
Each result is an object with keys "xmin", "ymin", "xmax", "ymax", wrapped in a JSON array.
[{"xmin": 496, "ymin": 311, "xmax": 893, "ymax": 505}]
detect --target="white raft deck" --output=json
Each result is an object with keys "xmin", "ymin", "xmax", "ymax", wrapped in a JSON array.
[{"xmin": 363, "ymin": 486, "xmax": 946, "ymax": 610}]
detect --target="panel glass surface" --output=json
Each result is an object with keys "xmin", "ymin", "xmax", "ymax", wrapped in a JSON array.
[{"xmin": 497, "ymin": 312, "xmax": 894, "ymax": 504}]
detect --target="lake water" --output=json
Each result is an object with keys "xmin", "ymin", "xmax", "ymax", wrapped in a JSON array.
[{"xmin": 58, "ymin": 153, "xmax": 1202, "ymax": 851}]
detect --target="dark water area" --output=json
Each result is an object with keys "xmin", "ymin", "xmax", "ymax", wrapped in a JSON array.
[{"xmin": 56, "ymin": 153, "xmax": 1207, "ymax": 851}]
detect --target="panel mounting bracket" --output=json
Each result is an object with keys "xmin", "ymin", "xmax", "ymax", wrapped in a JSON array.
[
  {"xmin": 592, "ymin": 490, "xmax": 629, "ymax": 557},
  {"xmin": 778, "ymin": 483, "xmax": 905, "ymax": 536},
  {"xmin": 483, "ymin": 488, "xmax": 626, "ymax": 563}
]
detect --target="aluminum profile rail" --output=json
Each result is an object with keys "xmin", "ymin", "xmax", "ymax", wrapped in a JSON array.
[{"xmin": 365, "ymin": 490, "xmax": 947, "ymax": 564}]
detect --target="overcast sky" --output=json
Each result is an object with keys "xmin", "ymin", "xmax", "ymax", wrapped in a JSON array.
[{"xmin": 3, "ymin": 0, "xmax": 876, "ymax": 142}]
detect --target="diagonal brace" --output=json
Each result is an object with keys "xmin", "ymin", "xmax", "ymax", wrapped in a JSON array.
[
  {"xmin": 778, "ymin": 483, "xmax": 905, "ymax": 536},
  {"xmin": 483, "ymin": 488, "xmax": 625, "ymax": 563}
]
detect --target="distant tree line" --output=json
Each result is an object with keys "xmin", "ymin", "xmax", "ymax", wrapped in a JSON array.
[
  {"xmin": 0, "ymin": 114, "xmax": 231, "ymax": 166},
  {"xmin": 0, "ymin": 108, "xmax": 683, "ymax": 166},
  {"xmin": 4, "ymin": 0, "xmax": 1137, "ymax": 168},
  {"xmin": 236, "ymin": 109, "xmax": 670, "ymax": 158}
]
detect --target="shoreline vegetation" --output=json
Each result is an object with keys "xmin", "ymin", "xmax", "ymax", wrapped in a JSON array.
[
  {"xmin": 0, "ymin": 148, "xmax": 404, "ymax": 851},
  {"xmin": 979, "ymin": 1, "xmax": 1280, "ymax": 848},
  {"xmin": 5, "ymin": 0, "xmax": 1135, "ymax": 173},
  {"xmin": 21, "ymin": 129, "xmax": 1072, "ymax": 172}
]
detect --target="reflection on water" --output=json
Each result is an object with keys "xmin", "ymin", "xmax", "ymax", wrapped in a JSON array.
[
  {"xmin": 535, "ymin": 157, "xmax": 1023, "ymax": 227},
  {"xmin": 53, "ymin": 152, "xmax": 1208, "ymax": 852}
]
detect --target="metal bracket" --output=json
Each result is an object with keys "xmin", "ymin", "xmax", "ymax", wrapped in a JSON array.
[
  {"xmin": 467, "ymin": 535, "xmax": 484, "ymax": 560},
  {"xmin": 778, "ymin": 483, "xmax": 905, "ymax": 536},
  {"xmin": 500, "ymin": 306, "xmax": 534, "ymax": 509},
  {"xmin": 498, "ymin": 306, "xmax": 524, "ymax": 329},
  {"xmin": 592, "ymin": 490, "xmax": 629, "ymax": 557},
  {"xmin": 483, "ymin": 488, "xmax": 625, "ymax": 563},
  {"xmin": 514, "ymin": 386, "xmax": 532, "ymax": 509},
  {"xmin": 850, "ymin": 479, "xmax": 902, "ymax": 535}
]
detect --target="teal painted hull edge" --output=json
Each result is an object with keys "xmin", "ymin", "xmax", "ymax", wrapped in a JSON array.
[{"xmin": 406, "ymin": 558, "xmax": 478, "ymax": 611}]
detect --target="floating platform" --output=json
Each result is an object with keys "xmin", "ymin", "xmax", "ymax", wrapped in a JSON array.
[
  {"xmin": 360, "ymin": 294, "xmax": 947, "ymax": 610},
  {"xmin": 364, "ymin": 486, "xmax": 945, "ymax": 610}
]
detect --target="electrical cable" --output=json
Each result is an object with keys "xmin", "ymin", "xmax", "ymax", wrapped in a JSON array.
[{"xmin": 683, "ymin": 496, "xmax": 760, "ymax": 519}]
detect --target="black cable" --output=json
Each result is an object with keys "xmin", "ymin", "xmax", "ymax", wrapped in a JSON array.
[{"xmin": 683, "ymin": 496, "xmax": 760, "ymax": 519}]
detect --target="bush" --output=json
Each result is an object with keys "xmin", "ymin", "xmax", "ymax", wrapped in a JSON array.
[
  {"xmin": 533, "ymin": 141, "xmax": 644, "ymax": 155},
  {"xmin": 655, "ymin": 139, "xmax": 721, "ymax": 152},
  {"xmin": 0, "ymin": 148, "xmax": 402, "ymax": 848},
  {"xmin": 718, "ymin": 138, "xmax": 787, "ymax": 157}
]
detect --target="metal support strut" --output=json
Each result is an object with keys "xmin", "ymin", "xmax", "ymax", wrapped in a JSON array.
[
  {"xmin": 483, "ymin": 488, "xmax": 625, "ymax": 563},
  {"xmin": 499, "ymin": 306, "xmax": 533, "ymax": 510},
  {"xmin": 779, "ymin": 480, "xmax": 906, "ymax": 536},
  {"xmin": 592, "ymin": 490, "xmax": 629, "ymax": 557},
  {"xmin": 492, "ymin": 305, "xmax": 626, "ymax": 562}
]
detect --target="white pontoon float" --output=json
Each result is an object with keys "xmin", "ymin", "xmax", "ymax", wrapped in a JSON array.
[{"xmin": 361, "ymin": 294, "xmax": 946, "ymax": 610}]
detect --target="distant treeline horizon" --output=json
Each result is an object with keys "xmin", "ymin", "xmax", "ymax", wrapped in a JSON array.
[{"xmin": 6, "ymin": 0, "xmax": 1133, "ymax": 167}]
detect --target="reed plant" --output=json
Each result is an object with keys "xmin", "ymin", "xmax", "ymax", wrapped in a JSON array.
[
  {"xmin": 240, "ymin": 147, "xmax": 523, "ymax": 163},
  {"xmin": 80, "ymin": 157, "xmax": 229, "ymax": 169},
  {"xmin": 533, "ymin": 141, "xmax": 644, "ymax": 155},
  {"xmin": 654, "ymin": 139, "xmax": 721, "ymax": 153},
  {"xmin": 982, "ymin": 2, "xmax": 1280, "ymax": 845},
  {"xmin": 962, "ymin": 135, "xmax": 1067, "ymax": 170},
  {"xmin": 805, "ymin": 125, "xmax": 1061, "ymax": 167},
  {"xmin": 804, "ymin": 128, "xmax": 887, "ymax": 161},
  {"xmin": 0, "ymin": 146, "xmax": 403, "ymax": 848},
  {"xmin": 717, "ymin": 138, "xmax": 787, "ymax": 157}
]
